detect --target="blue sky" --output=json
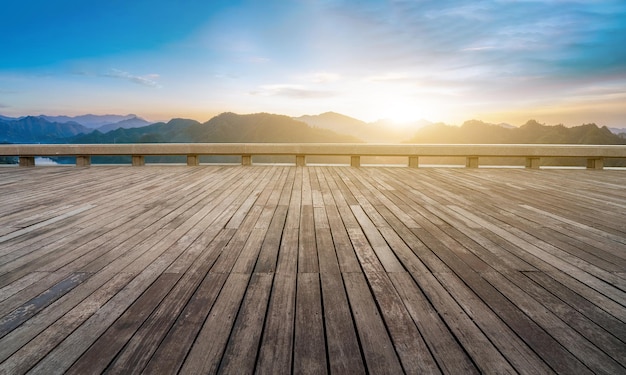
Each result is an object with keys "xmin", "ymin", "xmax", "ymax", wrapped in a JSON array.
[{"xmin": 1, "ymin": 0, "xmax": 625, "ymax": 126}]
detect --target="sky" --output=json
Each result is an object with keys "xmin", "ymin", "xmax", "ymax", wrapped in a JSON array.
[{"xmin": 1, "ymin": 0, "xmax": 625, "ymax": 127}]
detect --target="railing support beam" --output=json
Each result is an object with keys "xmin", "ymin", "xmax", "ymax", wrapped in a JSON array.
[
  {"xmin": 132, "ymin": 155, "xmax": 145, "ymax": 166},
  {"xmin": 466, "ymin": 156, "xmax": 479, "ymax": 168},
  {"xmin": 351, "ymin": 156, "xmax": 361, "ymax": 168},
  {"xmin": 76, "ymin": 155, "xmax": 91, "ymax": 167},
  {"xmin": 19, "ymin": 156, "xmax": 35, "ymax": 167},
  {"xmin": 525, "ymin": 157, "xmax": 540, "ymax": 169},
  {"xmin": 242, "ymin": 155, "xmax": 252, "ymax": 166},
  {"xmin": 187, "ymin": 154, "xmax": 199, "ymax": 166},
  {"xmin": 296, "ymin": 155, "xmax": 306, "ymax": 167},
  {"xmin": 408, "ymin": 156, "xmax": 419, "ymax": 168},
  {"xmin": 587, "ymin": 158, "xmax": 604, "ymax": 170}
]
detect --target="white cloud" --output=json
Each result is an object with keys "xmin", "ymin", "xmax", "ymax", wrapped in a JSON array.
[
  {"xmin": 104, "ymin": 69, "xmax": 162, "ymax": 88},
  {"xmin": 250, "ymin": 84, "xmax": 337, "ymax": 99},
  {"xmin": 365, "ymin": 72, "xmax": 411, "ymax": 82},
  {"xmin": 461, "ymin": 46, "xmax": 496, "ymax": 52},
  {"xmin": 246, "ymin": 56, "xmax": 270, "ymax": 64},
  {"xmin": 311, "ymin": 72, "xmax": 340, "ymax": 83}
]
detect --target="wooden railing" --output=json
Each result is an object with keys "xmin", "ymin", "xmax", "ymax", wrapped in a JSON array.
[{"xmin": 1, "ymin": 143, "xmax": 625, "ymax": 169}]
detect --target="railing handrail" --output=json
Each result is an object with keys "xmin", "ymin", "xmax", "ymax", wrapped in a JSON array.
[
  {"xmin": 2, "ymin": 143, "xmax": 626, "ymax": 157},
  {"xmin": 1, "ymin": 143, "xmax": 625, "ymax": 169}
]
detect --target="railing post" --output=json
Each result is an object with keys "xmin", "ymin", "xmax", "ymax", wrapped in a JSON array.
[
  {"xmin": 187, "ymin": 154, "xmax": 199, "ymax": 166},
  {"xmin": 525, "ymin": 157, "xmax": 540, "ymax": 169},
  {"xmin": 242, "ymin": 155, "xmax": 252, "ymax": 166},
  {"xmin": 587, "ymin": 158, "xmax": 604, "ymax": 170},
  {"xmin": 351, "ymin": 155, "xmax": 360, "ymax": 168},
  {"xmin": 19, "ymin": 156, "xmax": 35, "ymax": 167},
  {"xmin": 466, "ymin": 156, "xmax": 479, "ymax": 168},
  {"xmin": 132, "ymin": 155, "xmax": 145, "ymax": 166},
  {"xmin": 296, "ymin": 155, "xmax": 306, "ymax": 167},
  {"xmin": 76, "ymin": 155, "xmax": 91, "ymax": 167},
  {"xmin": 408, "ymin": 156, "xmax": 419, "ymax": 168}
]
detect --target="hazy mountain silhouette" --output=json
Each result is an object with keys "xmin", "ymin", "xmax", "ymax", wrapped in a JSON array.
[
  {"xmin": 408, "ymin": 119, "xmax": 625, "ymax": 144},
  {"xmin": 70, "ymin": 118, "xmax": 201, "ymax": 143},
  {"xmin": 193, "ymin": 112, "xmax": 359, "ymax": 142},
  {"xmin": 2, "ymin": 111, "xmax": 624, "ymax": 146},
  {"xmin": 609, "ymin": 127, "xmax": 626, "ymax": 138},
  {"xmin": 295, "ymin": 112, "xmax": 431, "ymax": 142},
  {"xmin": 95, "ymin": 116, "xmax": 152, "ymax": 133},
  {"xmin": 70, "ymin": 113, "xmax": 359, "ymax": 144},
  {"xmin": 39, "ymin": 114, "xmax": 142, "ymax": 128},
  {"xmin": 296, "ymin": 112, "xmax": 370, "ymax": 137},
  {"xmin": 0, "ymin": 116, "xmax": 91, "ymax": 143}
]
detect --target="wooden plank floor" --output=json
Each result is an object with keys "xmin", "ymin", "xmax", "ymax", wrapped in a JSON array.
[{"xmin": 0, "ymin": 165, "xmax": 625, "ymax": 374}]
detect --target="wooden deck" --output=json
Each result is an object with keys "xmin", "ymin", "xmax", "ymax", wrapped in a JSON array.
[{"xmin": 0, "ymin": 165, "xmax": 624, "ymax": 374}]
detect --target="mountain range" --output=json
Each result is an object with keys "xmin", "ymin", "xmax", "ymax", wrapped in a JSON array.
[
  {"xmin": 1, "ymin": 111, "xmax": 625, "ymax": 145},
  {"xmin": 407, "ymin": 119, "xmax": 626, "ymax": 144},
  {"xmin": 0, "ymin": 114, "xmax": 150, "ymax": 141},
  {"xmin": 294, "ymin": 112, "xmax": 433, "ymax": 143}
]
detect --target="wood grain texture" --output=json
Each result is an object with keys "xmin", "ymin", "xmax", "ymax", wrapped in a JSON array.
[{"xmin": 0, "ymin": 165, "xmax": 624, "ymax": 374}]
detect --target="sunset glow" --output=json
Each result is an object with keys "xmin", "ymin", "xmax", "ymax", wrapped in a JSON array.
[{"xmin": 1, "ymin": 0, "xmax": 625, "ymax": 126}]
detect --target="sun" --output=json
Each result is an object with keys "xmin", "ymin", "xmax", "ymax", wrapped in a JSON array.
[{"xmin": 377, "ymin": 99, "xmax": 426, "ymax": 126}]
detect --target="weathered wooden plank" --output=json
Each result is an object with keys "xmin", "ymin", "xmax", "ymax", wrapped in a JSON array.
[
  {"xmin": 408, "ymin": 269, "xmax": 518, "ymax": 374},
  {"xmin": 211, "ymin": 205, "xmax": 264, "ymax": 273},
  {"xmin": 179, "ymin": 272, "xmax": 251, "ymax": 374},
  {"xmin": 218, "ymin": 273, "xmax": 274, "ymax": 374},
  {"xmin": 226, "ymin": 167, "xmax": 275, "ymax": 229},
  {"xmin": 365, "ymin": 270, "xmax": 441, "ymax": 374},
  {"xmin": 142, "ymin": 271, "xmax": 230, "ymax": 374},
  {"xmin": 342, "ymin": 271, "xmax": 404, "ymax": 374},
  {"xmin": 102, "ymin": 228, "xmax": 234, "ymax": 374},
  {"xmin": 0, "ymin": 272, "xmax": 89, "ymax": 339},
  {"xmin": 0, "ymin": 205, "xmax": 93, "ymax": 247},
  {"xmin": 65, "ymin": 273, "xmax": 180, "ymax": 374},
  {"xmin": 524, "ymin": 271, "xmax": 626, "ymax": 342},
  {"xmin": 319, "ymin": 272, "xmax": 365, "ymax": 374},
  {"xmin": 26, "ymin": 204, "xmax": 228, "ymax": 374},
  {"xmin": 256, "ymin": 272, "xmax": 296, "ymax": 375},
  {"xmin": 294, "ymin": 273, "xmax": 327, "ymax": 374},
  {"xmin": 254, "ymin": 205, "xmax": 289, "ymax": 273},
  {"xmin": 0, "ymin": 166, "xmax": 624, "ymax": 375},
  {"xmin": 0, "ymin": 271, "xmax": 49, "ymax": 303},
  {"xmin": 448, "ymin": 204, "xmax": 626, "ymax": 297},
  {"xmin": 298, "ymin": 205, "xmax": 319, "ymax": 273},
  {"xmin": 276, "ymin": 227, "xmax": 298, "ymax": 275},
  {"xmin": 504, "ymin": 271, "xmax": 626, "ymax": 365},
  {"xmin": 0, "ymin": 181, "xmax": 238, "ymax": 357},
  {"xmin": 231, "ymin": 228, "xmax": 269, "ymax": 274},
  {"xmin": 481, "ymin": 271, "xmax": 626, "ymax": 374},
  {"xmin": 316, "ymin": 227, "xmax": 341, "ymax": 275},
  {"xmin": 389, "ymin": 272, "xmax": 478, "ymax": 374},
  {"xmin": 406, "ymin": 213, "xmax": 578, "ymax": 373},
  {"xmin": 0, "ymin": 273, "xmax": 131, "ymax": 374},
  {"xmin": 324, "ymin": 205, "xmax": 362, "ymax": 273},
  {"xmin": 285, "ymin": 166, "xmax": 302, "ymax": 229},
  {"xmin": 350, "ymin": 205, "xmax": 404, "ymax": 272},
  {"xmin": 310, "ymin": 167, "xmax": 324, "ymax": 208}
]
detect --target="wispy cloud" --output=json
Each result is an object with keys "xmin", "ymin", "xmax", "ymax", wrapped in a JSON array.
[
  {"xmin": 311, "ymin": 72, "xmax": 340, "ymax": 83},
  {"xmin": 250, "ymin": 84, "xmax": 337, "ymax": 99},
  {"xmin": 214, "ymin": 73, "xmax": 241, "ymax": 79},
  {"xmin": 462, "ymin": 46, "xmax": 496, "ymax": 52},
  {"xmin": 245, "ymin": 56, "xmax": 270, "ymax": 64},
  {"xmin": 365, "ymin": 72, "xmax": 411, "ymax": 82},
  {"xmin": 103, "ymin": 69, "xmax": 162, "ymax": 88}
]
